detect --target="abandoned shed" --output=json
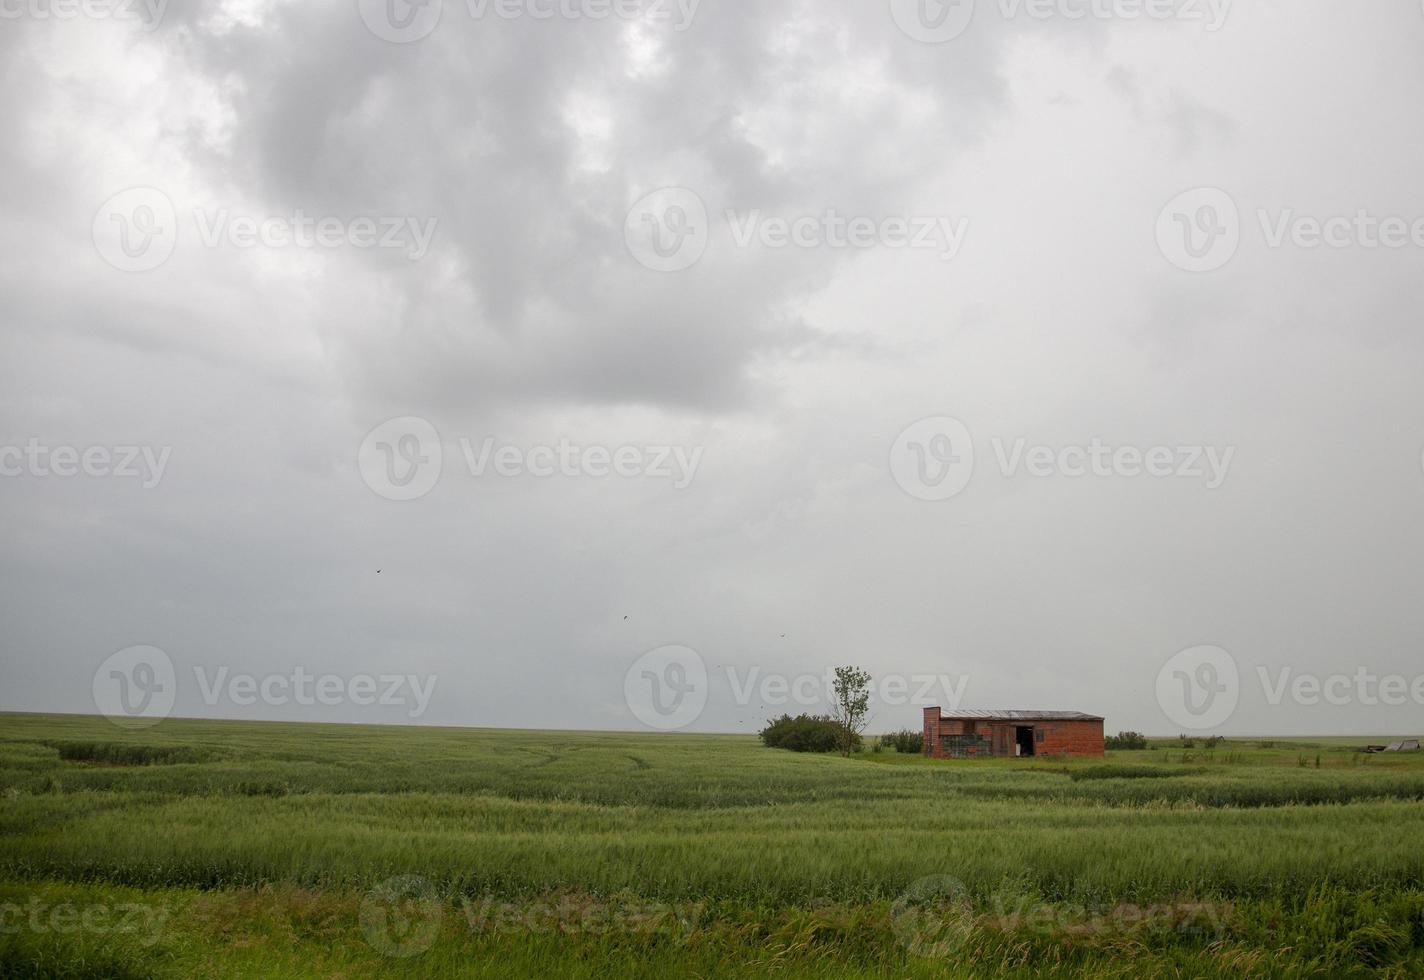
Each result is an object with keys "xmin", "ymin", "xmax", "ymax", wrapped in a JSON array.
[{"xmin": 922, "ymin": 707, "xmax": 1105, "ymax": 759}]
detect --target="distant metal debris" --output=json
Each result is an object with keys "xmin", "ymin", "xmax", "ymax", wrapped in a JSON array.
[{"xmin": 1368, "ymin": 740, "xmax": 1421, "ymax": 753}]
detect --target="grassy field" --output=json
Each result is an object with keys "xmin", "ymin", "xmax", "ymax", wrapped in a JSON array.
[{"xmin": 2, "ymin": 714, "xmax": 1423, "ymax": 977}]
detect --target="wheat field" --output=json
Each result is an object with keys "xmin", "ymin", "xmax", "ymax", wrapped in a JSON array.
[{"xmin": 2, "ymin": 713, "xmax": 1422, "ymax": 978}]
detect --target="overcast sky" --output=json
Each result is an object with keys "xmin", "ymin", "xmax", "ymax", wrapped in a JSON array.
[{"xmin": 2, "ymin": 0, "xmax": 1423, "ymax": 737}]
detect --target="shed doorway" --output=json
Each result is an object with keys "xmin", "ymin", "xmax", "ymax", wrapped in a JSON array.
[{"xmin": 1014, "ymin": 726, "xmax": 1035, "ymax": 757}]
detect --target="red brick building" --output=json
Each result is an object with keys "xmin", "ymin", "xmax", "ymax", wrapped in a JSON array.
[{"xmin": 922, "ymin": 708, "xmax": 1105, "ymax": 759}]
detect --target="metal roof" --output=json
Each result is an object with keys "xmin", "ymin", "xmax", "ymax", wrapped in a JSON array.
[{"xmin": 936, "ymin": 709, "xmax": 1105, "ymax": 722}]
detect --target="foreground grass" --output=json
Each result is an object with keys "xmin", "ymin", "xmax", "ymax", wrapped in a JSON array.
[
  {"xmin": 3, "ymin": 878, "xmax": 1420, "ymax": 979},
  {"xmin": 2, "ymin": 714, "xmax": 1422, "ymax": 977}
]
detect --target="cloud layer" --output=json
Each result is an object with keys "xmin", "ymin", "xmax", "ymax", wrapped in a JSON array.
[{"xmin": 3, "ymin": 0, "xmax": 1423, "ymax": 736}]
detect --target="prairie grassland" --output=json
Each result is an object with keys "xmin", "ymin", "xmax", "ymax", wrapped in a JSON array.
[{"xmin": 2, "ymin": 713, "xmax": 1422, "ymax": 978}]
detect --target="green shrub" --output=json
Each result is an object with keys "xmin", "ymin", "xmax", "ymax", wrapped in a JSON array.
[
  {"xmin": 758, "ymin": 714, "xmax": 856, "ymax": 753},
  {"xmin": 880, "ymin": 730, "xmax": 923, "ymax": 754},
  {"xmin": 43, "ymin": 741, "xmax": 218, "ymax": 766},
  {"xmin": 1104, "ymin": 731, "xmax": 1148, "ymax": 750}
]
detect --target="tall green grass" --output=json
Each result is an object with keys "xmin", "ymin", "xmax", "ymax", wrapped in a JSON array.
[{"xmin": 2, "ymin": 713, "xmax": 1422, "ymax": 977}]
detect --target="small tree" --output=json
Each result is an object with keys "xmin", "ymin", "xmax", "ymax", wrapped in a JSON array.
[{"xmin": 831, "ymin": 666, "xmax": 872, "ymax": 757}]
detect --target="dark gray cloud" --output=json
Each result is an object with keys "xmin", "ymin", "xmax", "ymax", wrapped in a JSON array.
[{"xmin": 3, "ymin": 1, "xmax": 1424, "ymax": 736}]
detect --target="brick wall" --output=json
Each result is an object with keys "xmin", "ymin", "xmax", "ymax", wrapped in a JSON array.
[
  {"xmin": 922, "ymin": 710, "xmax": 1105, "ymax": 758},
  {"xmin": 1036, "ymin": 719, "xmax": 1105, "ymax": 757}
]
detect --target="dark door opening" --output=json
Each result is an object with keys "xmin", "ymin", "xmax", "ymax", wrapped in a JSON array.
[{"xmin": 1015, "ymin": 726, "xmax": 1035, "ymax": 758}]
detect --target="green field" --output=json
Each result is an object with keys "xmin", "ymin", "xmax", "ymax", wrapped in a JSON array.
[{"xmin": 2, "ymin": 714, "xmax": 1422, "ymax": 978}]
